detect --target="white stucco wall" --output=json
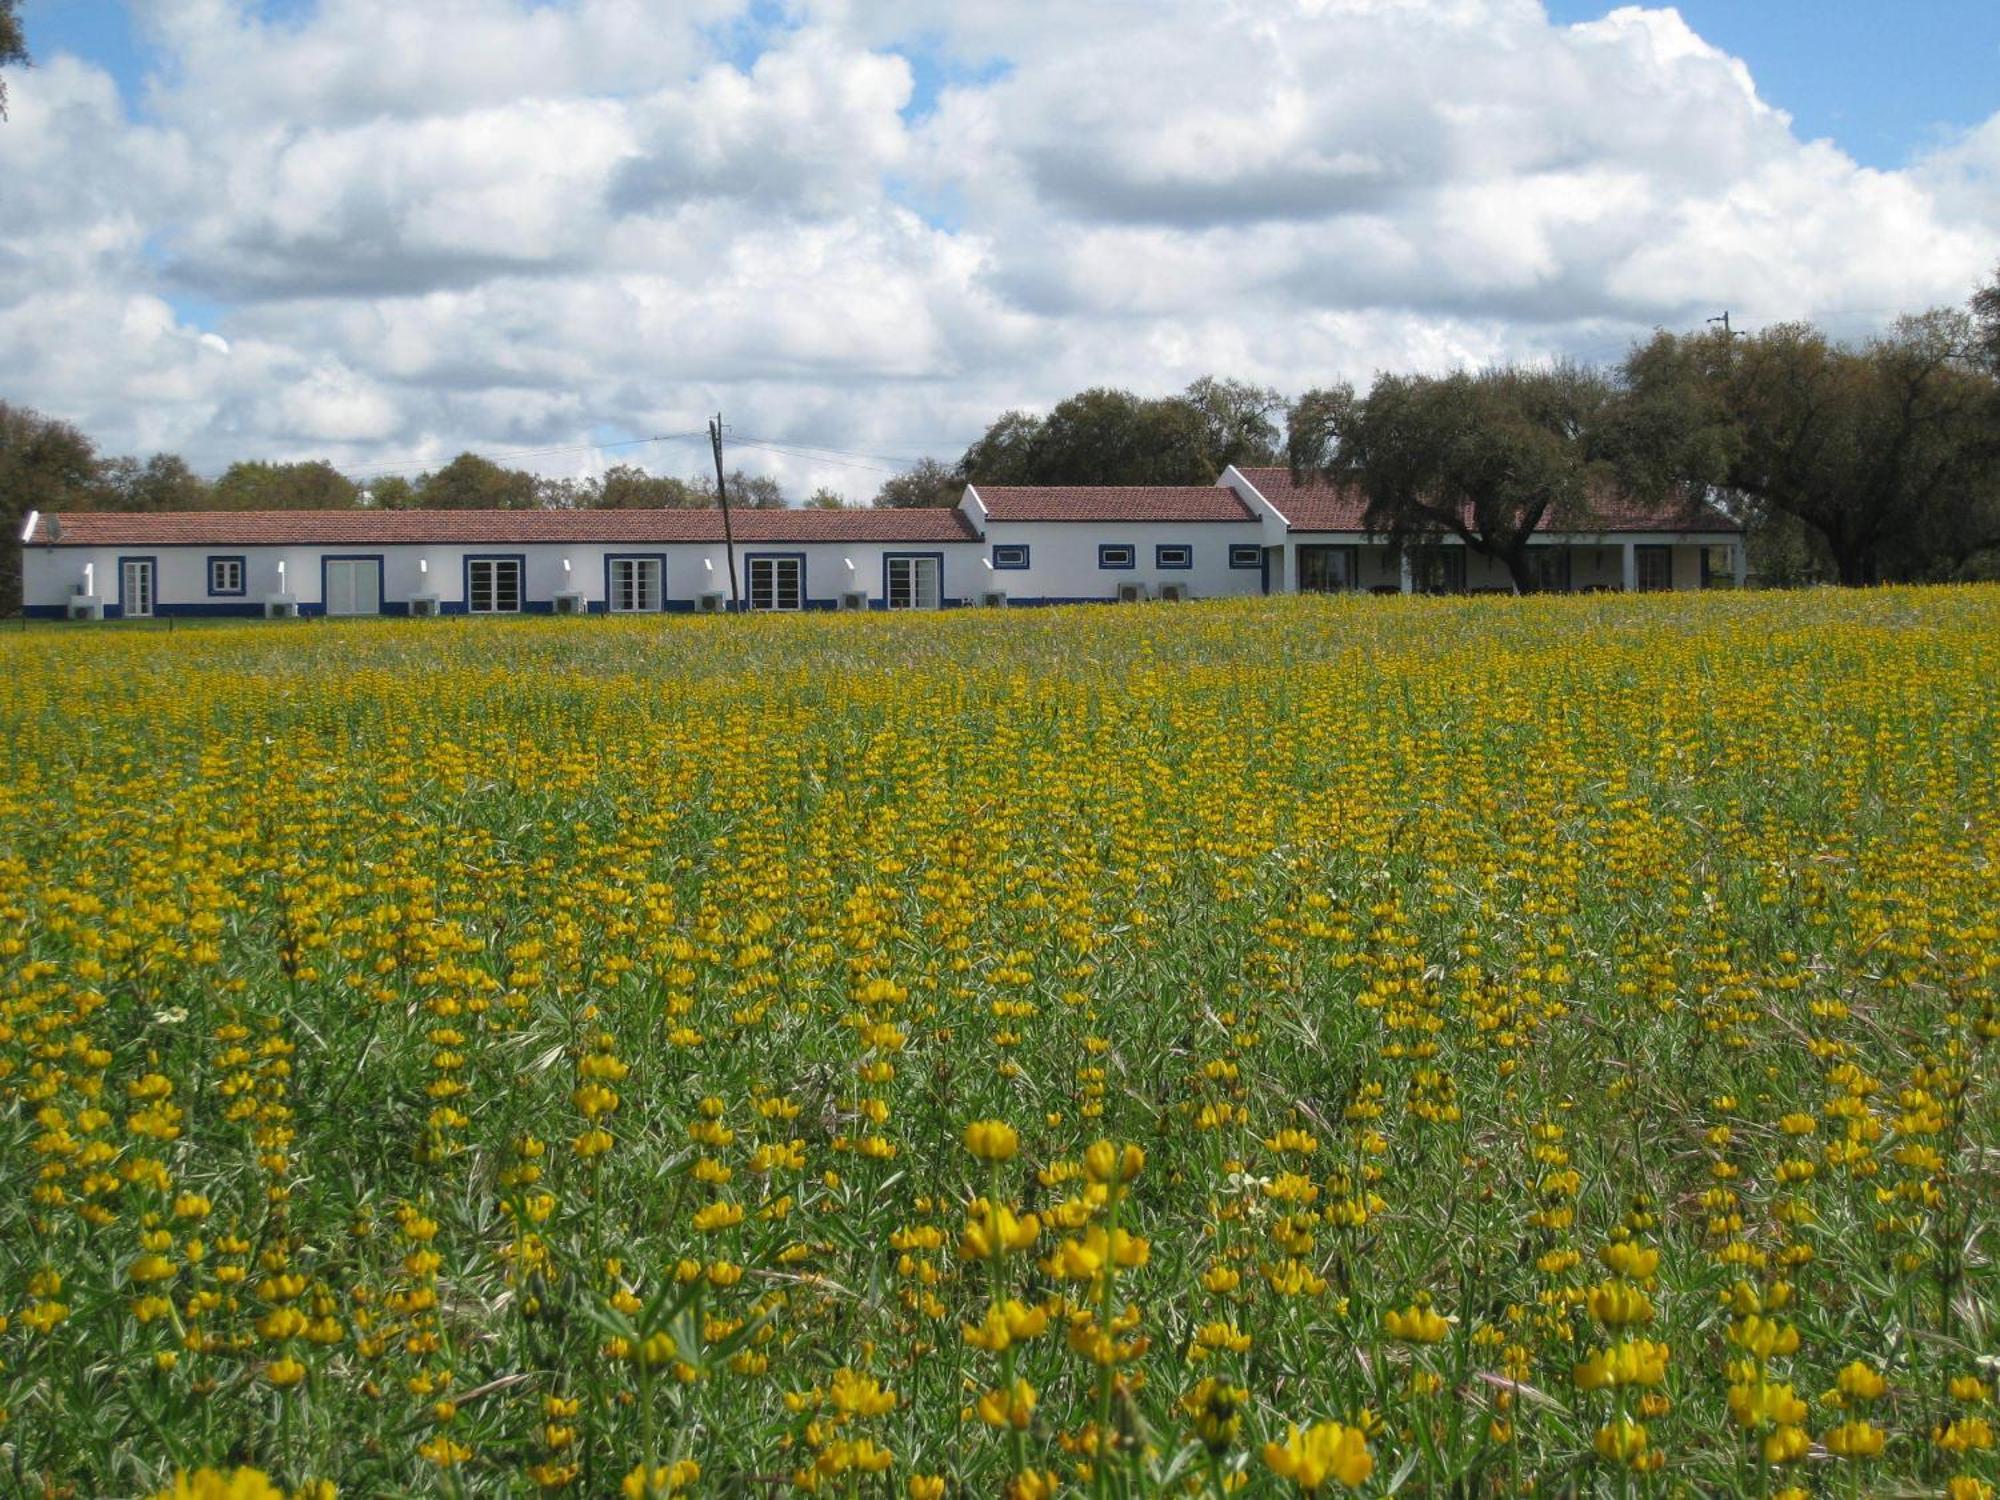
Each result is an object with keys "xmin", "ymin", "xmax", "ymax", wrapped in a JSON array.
[
  {"xmin": 24, "ymin": 543, "xmax": 341, "ymax": 615},
  {"xmin": 23, "ymin": 540, "xmax": 992, "ymax": 615},
  {"xmin": 973, "ymin": 521, "xmax": 1267, "ymax": 603}
]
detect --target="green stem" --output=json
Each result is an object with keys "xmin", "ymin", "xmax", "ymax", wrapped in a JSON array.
[{"xmin": 1092, "ymin": 1182, "xmax": 1125, "ymax": 1500}]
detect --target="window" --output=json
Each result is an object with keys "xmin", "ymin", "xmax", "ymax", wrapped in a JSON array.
[
  {"xmin": 608, "ymin": 557, "xmax": 663, "ymax": 612},
  {"xmin": 1298, "ymin": 544, "xmax": 1359, "ymax": 593},
  {"xmin": 467, "ymin": 557, "xmax": 523, "ymax": 614},
  {"xmin": 1635, "ymin": 545, "xmax": 1673, "ymax": 593},
  {"xmin": 885, "ymin": 554, "xmax": 941, "ymax": 610},
  {"xmin": 991, "ymin": 544, "xmax": 1030, "ymax": 570},
  {"xmin": 1229, "ymin": 544, "xmax": 1263, "ymax": 569},
  {"xmin": 1155, "ymin": 544, "xmax": 1193, "ymax": 570},
  {"xmin": 747, "ymin": 555, "xmax": 803, "ymax": 611},
  {"xmin": 1098, "ymin": 544, "xmax": 1136, "ymax": 570},
  {"xmin": 208, "ymin": 556, "xmax": 246, "ymax": 596},
  {"xmin": 1413, "ymin": 549, "xmax": 1466, "ymax": 594},
  {"xmin": 1529, "ymin": 547, "xmax": 1571, "ymax": 593}
]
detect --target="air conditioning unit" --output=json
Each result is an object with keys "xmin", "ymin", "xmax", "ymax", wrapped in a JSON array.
[
  {"xmin": 66, "ymin": 596, "xmax": 104, "ymax": 621},
  {"xmin": 1158, "ymin": 582, "xmax": 1191, "ymax": 602},
  {"xmin": 698, "ymin": 591, "xmax": 727, "ymax": 614},
  {"xmin": 553, "ymin": 591, "xmax": 586, "ymax": 615},
  {"xmin": 839, "ymin": 590, "xmax": 868, "ymax": 612},
  {"xmin": 980, "ymin": 590, "xmax": 1009, "ymax": 608},
  {"xmin": 265, "ymin": 595, "xmax": 299, "ymax": 619},
  {"xmin": 408, "ymin": 594, "xmax": 441, "ymax": 617},
  {"xmin": 1116, "ymin": 582, "xmax": 1149, "ymax": 604}
]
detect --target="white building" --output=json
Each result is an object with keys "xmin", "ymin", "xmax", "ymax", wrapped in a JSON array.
[
  {"xmin": 20, "ymin": 507, "xmax": 984, "ymax": 618},
  {"xmin": 961, "ymin": 484, "xmax": 1267, "ymax": 605},
  {"xmin": 19, "ymin": 471, "xmax": 1743, "ymax": 619}
]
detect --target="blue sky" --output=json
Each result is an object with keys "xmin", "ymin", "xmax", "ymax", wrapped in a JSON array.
[
  {"xmin": 1543, "ymin": 1, "xmax": 2000, "ymax": 167},
  {"xmin": 23, "ymin": 0, "xmax": 2000, "ymax": 168}
]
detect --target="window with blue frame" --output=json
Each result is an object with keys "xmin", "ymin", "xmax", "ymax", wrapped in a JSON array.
[
  {"xmin": 207, "ymin": 556, "xmax": 247, "ymax": 596},
  {"xmin": 1098, "ymin": 544, "xmax": 1136, "ymax": 569},
  {"xmin": 1229, "ymin": 544, "xmax": 1263, "ymax": 569},
  {"xmin": 991, "ymin": 544, "xmax": 1030, "ymax": 570},
  {"xmin": 1155, "ymin": 544, "xmax": 1192, "ymax": 570}
]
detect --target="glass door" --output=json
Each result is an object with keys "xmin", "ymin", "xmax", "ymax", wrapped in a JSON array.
[
  {"xmin": 325, "ymin": 559, "xmax": 381, "ymax": 616},
  {"xmin": 610, "ymin": 558, "xmax": 662, "ymax": 611},
  {"xmin": 886, "ymin": 555, "xmax": 940, "ymax": 609},
  {"xmin": 120, "ymin": 559, "xmax": 154, "ymax": 618},
  {"xmin": 468, "ymin": 559, "xmax": 522, "ymax": 613},
  {"xmin": 748, "ymin": 557, "xmax": 803, "ymax": 611},
  {"xmin": 1296, "ymin": 545, "xmax": 1359, "ymax": 593}
]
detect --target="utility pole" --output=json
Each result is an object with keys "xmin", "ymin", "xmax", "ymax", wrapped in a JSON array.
[
  {"xmin": 709, "ymin": 413, "xmax": 740, "ymax": 612},
  {"xmin": 1708, "ymin": 311, "xmax": 1742, "ymax": 340}
]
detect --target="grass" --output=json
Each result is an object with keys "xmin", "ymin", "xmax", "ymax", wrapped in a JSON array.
[{"xmin": 0, "ymin": 589, "xmax": 1993, "ymax": 1499}]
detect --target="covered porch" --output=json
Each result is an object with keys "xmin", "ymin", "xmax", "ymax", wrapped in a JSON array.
[{"xmin": 1268, "ymin": 537, "xmax": 1747, "ymax": 594}]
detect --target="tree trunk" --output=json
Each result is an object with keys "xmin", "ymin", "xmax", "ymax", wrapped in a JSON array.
[{"xmin": 1502, "ymin": 547, "xmax": 1539, "ymax": 595}]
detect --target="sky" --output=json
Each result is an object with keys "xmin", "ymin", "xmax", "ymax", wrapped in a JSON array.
[{"xmin": 3, "ymin": 0, "xmax": 1997, "ymax": 497}]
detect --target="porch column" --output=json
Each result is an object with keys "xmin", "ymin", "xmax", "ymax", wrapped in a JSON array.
[
  {"xmin": 1620, "ymin": 541, "xmax": 1637, "ymax": 593},
  {"xmin": 1733, "ymin": 539, "xmax": 1748, "ymax": 588},
  {"xmin": 1398, "ymin": 553, "xmax": 1413, "ymax": 594},
  {"xmin": 1282, "ymin": 541, "xmax": 1298, "ymax": 595}
]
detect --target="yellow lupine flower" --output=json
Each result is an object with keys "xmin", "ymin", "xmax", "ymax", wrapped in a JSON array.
[
  {"xmin": 1383, "ymin": 1304, "xmax": 1449, "ymax": 1343},
  {"xmin": 1263, "ymin": 1421, "xmax": 1374, "ymax": 1491},
  {"xmin": 963, "ymin": 1120, "xmax": 1020, "ymax": 1162},
  {"xmin": 150, "ymin": 1470, "xmax": 286, "ymax": 1500},
  {"xmin": 1823, "ymin": 1420, "xmax": 1885, "ymax": 1459}
]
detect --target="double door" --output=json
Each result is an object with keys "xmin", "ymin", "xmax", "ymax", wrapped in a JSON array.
[
  {"xmin": 325, "ymin": 558, "xmax": 382, "ymax": 616},
  {"xmin": 1298, "ymin": 544, "xmax": 1360, "ymax": 593}
]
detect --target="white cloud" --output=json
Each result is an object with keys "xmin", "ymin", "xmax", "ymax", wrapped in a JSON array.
[{"xmin": 0, "ymin": 0, "xmax": 1994, "ymax": 495}]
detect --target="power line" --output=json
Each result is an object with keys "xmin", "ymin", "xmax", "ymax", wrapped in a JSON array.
[
  {"xmin": 723, "ymin": 438, "xmax": 913, "ymax": 476},
  {"xmin": 730, "ymin": 434, "xmax": 939, "ymax": 466}
]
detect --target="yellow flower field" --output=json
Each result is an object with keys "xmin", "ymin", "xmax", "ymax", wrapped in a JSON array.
[{"xmin": 0, "ymin": 590, "xmax": 1994, "ymax": 1498}]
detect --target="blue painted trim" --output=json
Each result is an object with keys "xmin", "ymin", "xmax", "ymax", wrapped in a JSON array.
[
  {"xmin": 882, "ymin": 550, "xmax": 945, "ymax": 610},
  {"xmin": 1155, "ymin": 543, "xmax": 1193, "ymax": 570},
  {"xmin": 320, "ymin": 553, "xmax": 386, "ymax": 616},
  {"xmin": 1229, "ymin": 543, "xmax": 1262, "ymax": 570},
  {"xmin": 604, "ymin": 552, "xmax": 669, "ymax": 613},
  {"xmin": 1097, "ymin": 543, "xmax": 1136, "ymax": 570},
  {"xmin": 742, "ymin": 551, "xmax": 807, "ymax": 611},
  {"xmin": 991, "ymin": 543, "xmax": 1030, "ymax": 570},
  {"xmin": 207, "ymin": 555, "xmax": 248, "ymax": 596},
  {"xmin": 171, "ymin": 602, "xmax": 266, "ymax": 618},
  {"xmin": 463, "ymin": 553, "xmax": 527, "ymax": 614},
  {"xmin": 114, "ymin": 555, "xmax": 158, "ymax": 620}
]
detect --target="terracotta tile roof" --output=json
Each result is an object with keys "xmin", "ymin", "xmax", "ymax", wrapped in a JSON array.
[
  {"xmin": 970, "ymin": 486, "xmax": 1258, "ymax": 523},
  {"xmin": 1231, "ymin": 467, "xmax": 1743, "ymax": 535},
  {"xmin": 24, "ymin": 506, "xmax": 982, "ymax": 547},
  {"xmin": 1228, "ymin": 469, "xmax": 1371, "ymax": 531}
]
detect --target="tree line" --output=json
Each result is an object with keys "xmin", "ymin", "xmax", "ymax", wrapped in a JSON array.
[
  {"xmin": 4, "ymin": 272, "xmax": 1996, "ymax": 612},
  {"xmin": 916, "ymin": 283, "xmax": 2000, "ymax": 593}
]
